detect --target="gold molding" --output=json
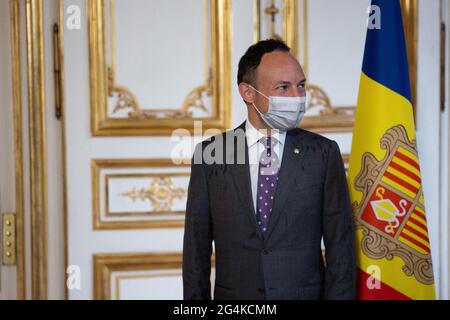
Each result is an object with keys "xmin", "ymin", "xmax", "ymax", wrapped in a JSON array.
[
  {"xmin": 107, "ymin": 0, "xmax": 213, "ymax": 121},
  {"xmin": 299, "ymin": 0, "xmax": 418, "ymax": 109},
  {"xmin": 301, "ymin": 109, "xmax": 355, "ymax": 133},
  {"xmin": 253, "ymin": 1, "xmax": 417, "ymax": 133},
  {"xmin": 92, "ymin": 159, "xmax": 190, "ymax": 230},
  {"xmin": 94, "ymin": 252, "xmax": 216, "ymax": 300},
  {"xmin": 88, "ymin": 0, "xmax": 232, "ymax": 136},
  {"xmin": 401, "ymin": 0, "xmax": 418, "ymax": 112},
  {"xmin": 282, "ymin": 0, "xmax": 298, "ymax": 57},
  {"xmin": 252, "ymin": 0, "xmax": 260, "ymax": 44},
  {"xmin": 25, "ymin": 0, "xmax": 48, "ymax": 300},
  {"xmin": 253, "ymin": 0, "xmax": 298, "ymax": 57},
  {"xmin": 114, "ymin": 271, "xmax": 182, "ymax": 300},
  {"xmin": 10, "ymin": 0, "xmax": 26, "ymax": 300},
  {"xmin": 299, "ymin": 0, "xmax": 354, "ymax": 133},
  {"xmin": 93, "ymin": 252, "xmax": 184, "ymax": 300},
  {"xmin": 301, "ymin": 0, "xmax": 308, "ymax": 77},
  {"xmin": 253, "ymin": 0, "xmax": 355, "ymax": 133},
  {"xmin": 57, "ymin": 0, "xmax": 69, "ymax": 300},
  {"xmin": 105, "ymin": 173, "xmax": 189, "ymax": 217}
]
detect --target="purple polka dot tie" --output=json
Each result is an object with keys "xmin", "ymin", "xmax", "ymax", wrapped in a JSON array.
[{"xmin": 256, "ymin": 137, "xmax": 280, "ymax": 233}]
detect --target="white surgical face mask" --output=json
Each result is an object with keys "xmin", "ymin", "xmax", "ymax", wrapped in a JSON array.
[{"xmin": 249, "ymin": 85, "xmax": 306, "ymax": 131}]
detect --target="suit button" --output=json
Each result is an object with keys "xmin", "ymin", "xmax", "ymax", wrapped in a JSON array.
[
  {"xmin": 258, "ymin": 288, "xmax": 265, "ymax": 294},
  {"xmin": 262, "ymin": 249, "xmax": 269, "ymax": 255}
]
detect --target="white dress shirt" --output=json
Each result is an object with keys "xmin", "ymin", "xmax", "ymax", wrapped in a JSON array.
[{"xmin": 245, "ymin": 120, "xmax": 287, "ymax": 214}]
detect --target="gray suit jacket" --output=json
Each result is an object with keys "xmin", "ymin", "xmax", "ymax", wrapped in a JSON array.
[{"xmin": 183, "ymin": 121, "xmax": 356, "ymax": 300}]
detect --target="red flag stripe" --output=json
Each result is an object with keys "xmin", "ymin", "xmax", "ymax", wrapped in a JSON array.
[
  {"xmin": 389, "ymin": 161, "xmax": 421, "ymax": 184},
  {"xmin": 403, "ymin": 224, "xmax": 430, "ymax": 244},
  {"xmin": 412, "ymin": 209, "xmax": 428, "ymax": 223},
  {"xmin": 357, "ymin": 268, "xmax": 412, "ymax": 300},
  {"xmin": 409, "ymin": 216, "xmax": 428, "ymax": 232},
  {"xmin": 395, "ymin": 151, "xmax": 420, "ymax": 171},
  {"xmin": 399, "ymin": 231, "xmax": 430, "ymax": 253},
  {"xmin": 384, "ymin": 171, "xmax": 419, "ymax": 195}
]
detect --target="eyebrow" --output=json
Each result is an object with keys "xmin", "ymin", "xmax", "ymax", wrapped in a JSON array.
[{"xmin": 274, "ymin": 79, "xmax": 307, "ymax": 86}]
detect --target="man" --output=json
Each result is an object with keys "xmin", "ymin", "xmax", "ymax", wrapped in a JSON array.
[{"xmin": 183, "ymin": 39, "xmax": 356, "ymax": 300}]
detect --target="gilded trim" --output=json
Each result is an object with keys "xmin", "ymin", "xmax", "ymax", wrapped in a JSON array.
[
  {"xmin": 88, "ymin": 0, "xmax": 232, "ymax": 136},
  {"xmin": 115, "ymin": 271, "xmax": 181, "ymax": 300},
  {"xmin": 253, "ymin": 0, "xmax": 298, "ymax": 55},
  {"xmin": 282, "ymin": 0, "xmax": 298, "ymax": 58},
  {"xmin": 57, "ymin": 0, "xmax": 69, "ymax": 300},
  {"xmin": 93, "ymin": 252, "xmax": 184, "ymax": 300},
  {"xmin": 104, "ymin": 173, "xmax": 189, "ymax": 217},
  {"xmin": 25, "ymin": 0, "xmax": 48, "ymax": 300},
  {"xmin": 301, "ymin": 0, "xmax": 308, "ymax": 76},
  {"xmin": 107, "ymin": 0, "xmax": 213, "ymax": 120},
  {"xmin": 401, "ymin": 0, "xmax": 418, "ymax": 111},
  {"xmin": 251, "ymin": 1, "xmax": 417, "ymax": 133},
  {"xmin": 301, "ymin": 110, "xmax": 355, "ymax": 133},
  {"xmin": 300, "ymin": 0, "xmax": 417, "ymax": 110},
  {"xmin": 92, "ymin": 159, "xmax": 190, "ymax": 230},
  {"xmin": 94, "ymin": 252, "xmax": 215, "ymax": 300},
  {"xmin": 253, "ymin": 0, "xmax": 260, "ymax": 44},
  {"xmin": 10, "ymin": 0, "xmax": 26, "ymax": 300}
]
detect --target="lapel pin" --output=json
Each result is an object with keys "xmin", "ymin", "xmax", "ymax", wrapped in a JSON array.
[{"xmin": 294, "ymin": 148, "xmax": 300, "ymax": 155}]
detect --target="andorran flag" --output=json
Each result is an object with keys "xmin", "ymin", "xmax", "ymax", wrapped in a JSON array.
[{"xmin": 348, "ymin": 0, "xmax": 435, "ymax": 300}]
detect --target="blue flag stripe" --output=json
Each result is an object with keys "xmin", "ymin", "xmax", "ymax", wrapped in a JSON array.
[{"xmin": 362, "ymin": 0, "xmax": 412, "ymax": 103}]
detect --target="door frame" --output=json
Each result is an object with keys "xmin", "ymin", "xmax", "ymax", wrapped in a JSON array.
[
  {"xmin": 9, "ymin": 0, "xmax": 25, "ymax": 300},
  {"xmin": 25, "ymin": 0, "xmax": 48, "ymax": 300},
  {"xmin": 8, "ymin": 0, "xmax": 50, "ymax": 300}
]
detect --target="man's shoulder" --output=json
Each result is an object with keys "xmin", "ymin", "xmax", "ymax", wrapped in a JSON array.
[
  {"xmin": 194, "ymin": 126, "xmax": 338, "ymax": 151},
  {"xmin": 289, "ymin": 128, "xmax": 336, "ymax": 147},
  {"xmin": 192, "ymin": 129, "xmax": 241, "ymax": 165},
  {"xmin": 195, "ymin": 126, "xmax": 246, "ymax": 151},
  {"xmin": 195, "ymin": 130, "xmax": 233, "ymax": 150}
]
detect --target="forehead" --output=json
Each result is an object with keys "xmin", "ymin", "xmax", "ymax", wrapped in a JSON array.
[{"xmin": 256, "ymin": 51, "xmax": 304, "ymax": 84}]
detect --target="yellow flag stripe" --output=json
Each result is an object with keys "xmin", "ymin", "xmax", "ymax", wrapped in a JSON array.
[
  {"xmin": 398, "ymin": 235, "xmax": 429, "ymax": 255},
  {"xmin": 386, "ymin": 166, "xmax": 421, "ymax": 189},
  {"xmin": 351, "ymin": 75, "xmax": 435, "ymax": 300},
  {"xmin": 381, "ymin": 176, "xmax": 416, "ymax": 199},
  {"xmin": 415, "ymin": 206, "xmax": 425, "ymax": 215},
  {"xmin": 391, "ymin": 157, "xmax": 421, "ymax": 177},
  {"xmin": 357, "ymin": 232, "xmax": 435, "ymax": 300},
  {"xmin": 406, "ymin": 220, "xmax": 429, "ymax": 238},
  {"xmin": 419, "ymin": 194, "xmax": 425, "ymax": 206},
  {"xmin": 411, "ymin": 213, "xmax": 427, "ymax": 227},
  {"xmin": 401, "ymin": 228, "xmax": 430, "ymax": 248},
  {"xmin": 397, "ymin": 148, "xmax": 420, "ymax": 166},
  {"xmin": 348, "ymin": 73, "xmax": 417, "ymax": 196}
]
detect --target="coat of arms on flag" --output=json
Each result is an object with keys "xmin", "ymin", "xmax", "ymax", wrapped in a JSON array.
[
  {"xmin": 348, "ymin": 0, "xmax": 435, "ymax": 299},
  {"xmin": 353, "ymin": 125, "xmax": 433, "ymax": 286}
]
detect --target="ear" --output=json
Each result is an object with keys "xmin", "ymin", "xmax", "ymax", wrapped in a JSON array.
[{"xmin": 238, "ymin": 83, "xmax": 255, "ymax": 105}]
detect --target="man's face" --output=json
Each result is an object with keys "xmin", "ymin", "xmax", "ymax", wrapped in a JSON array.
[{"xmin": 242, "ymin": 51, "xmax": 307, "ymax": 114}]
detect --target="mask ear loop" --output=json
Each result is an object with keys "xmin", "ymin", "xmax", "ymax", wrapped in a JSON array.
[
  {"xmin": 247, "ymin": 84, "xmax": 270, "ymax": 116},
  {"xmin": 247, "ymin": 84, "xmax": 270, "ymax": 100},
  {"xmin": 246, "ymin": 84, "xmax": 273, "ymax": 129},
  {"xmin": 251, "ymin": 102, "xmax": 264, "ymax": 117}
]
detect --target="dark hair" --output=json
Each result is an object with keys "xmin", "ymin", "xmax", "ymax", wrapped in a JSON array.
[{"xmin": 237, "ymin": 39, "xmax": 290, "ymax": 86}]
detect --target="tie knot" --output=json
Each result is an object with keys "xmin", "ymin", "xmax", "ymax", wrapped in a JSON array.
[{"xmin": 260, "ymin": 136, "xmax": 277, "ymax": 150}]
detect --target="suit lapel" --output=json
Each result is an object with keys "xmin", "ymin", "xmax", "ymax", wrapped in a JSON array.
[
  {"xmin": 264, "ymin": 130, "xmax": 307, "ymax": 242},
  {"xmin": 228, "ymin": 121, "xmax": 263, "ymax": 240}
]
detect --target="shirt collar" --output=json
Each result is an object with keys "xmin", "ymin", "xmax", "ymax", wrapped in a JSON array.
[{"xmin": 245, "ymin": 119, "xmax": 287, "ymax": 148}]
